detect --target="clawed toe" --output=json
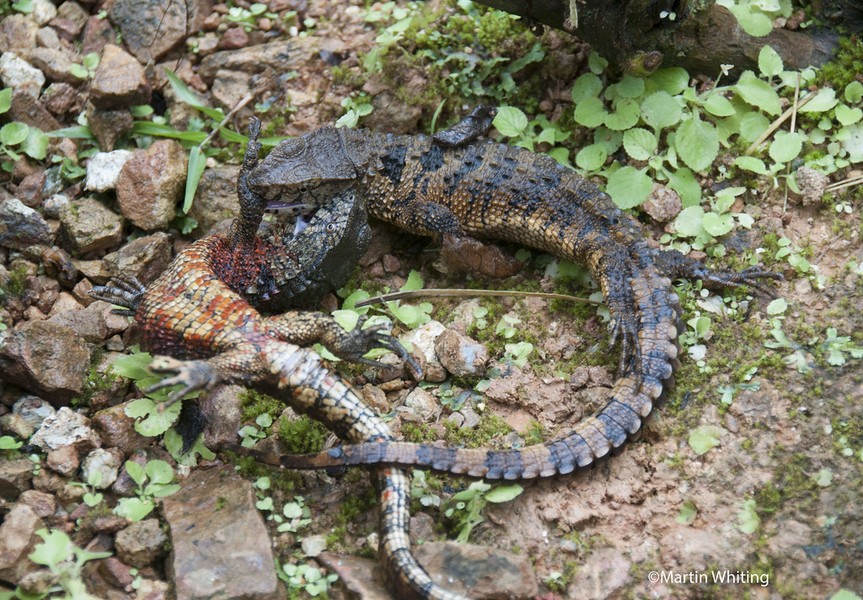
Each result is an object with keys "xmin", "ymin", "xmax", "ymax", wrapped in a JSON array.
[
  {"xmin": 89, "ymin": 275, "xmax": 147, "ymax": 316},
  {"xmin": 145, "ymin": 357, "xmax": 217, "ymax": 408}
]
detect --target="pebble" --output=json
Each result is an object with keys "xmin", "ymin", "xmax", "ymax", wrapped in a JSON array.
[{"xmin": 84, "ymin": 150, "xmax": 134, "ymax": 192}]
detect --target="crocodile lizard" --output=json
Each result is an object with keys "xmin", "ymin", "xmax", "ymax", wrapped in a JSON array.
[
  {"xmin": 245, "ymin": 111, "xmax": 781, "ymax": 480},
  {"xmin": 92, "ymin": 123, "xmax": 467, "ymax": 600}
]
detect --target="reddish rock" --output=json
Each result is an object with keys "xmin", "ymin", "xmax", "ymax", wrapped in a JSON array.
[
  {"xmin": 89, "ymin": 44, "xmax": 150, "ymax": 109},
  {"xmin": 115, "ymin": 141, "xmax": 186, "ymax": 230}
]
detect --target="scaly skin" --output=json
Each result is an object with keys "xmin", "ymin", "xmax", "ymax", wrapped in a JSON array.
[
  {"xmin": 92, "ymin": 125, "xmax": 467, "ymax": 600},
  {"xmin": 246, "ymin": 119, "xmax": 780, "ymax": 480}
]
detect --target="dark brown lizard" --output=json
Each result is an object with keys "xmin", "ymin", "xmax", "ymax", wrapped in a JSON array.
[
  {"xmin": 244, "ymin": 112, "xmax": 781, "ymax": 480},
  {"xmin": 92, "ymin": 125, "xmax": 467, "ymax": 600}
]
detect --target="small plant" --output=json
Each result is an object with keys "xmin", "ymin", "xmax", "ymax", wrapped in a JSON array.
[
  {"xmin": 0, "ymin": 88, "xmax": 49, "ymax": 172},
  {"xmin": 69, "ymin": 53, "xmax": 100, "ymax": 80},
  {"xmin": 278, "ymin": 562, "xmax": 337, "ymax": 598},
  {"xmin": 238, "ymin": 413, "xmax": 274, "ymax": 448},
  {"xmin": 114, "ymin": 459, "xmax": 180, "ymax": 522},
  {"xmin": 0, "ymin": 435, "xmax": 22, "ymax": 450},
  {"xmin": 335, "ymin": 95, "xmax": 374, "ymax": 128},
  {"xmin": 69, "ymin": 471, "xmax": 105, "ymax": 508},
  {"xmin": 443, "ymin": 481, "xmax": 523, "ymax": 542}
]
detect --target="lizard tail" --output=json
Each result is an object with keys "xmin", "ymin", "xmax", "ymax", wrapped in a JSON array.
[{"xmin": 264, "ymin": 263, "xmax": 682, "ymax": 479}]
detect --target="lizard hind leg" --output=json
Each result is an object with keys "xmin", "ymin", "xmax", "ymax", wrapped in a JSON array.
[
  {"xmin": 652, "ymin": 249, "xmax": 784, "ymax": 297},
  {"xmin": 89, "ymin": 275, "xmax": 147, "ymax": 316}
]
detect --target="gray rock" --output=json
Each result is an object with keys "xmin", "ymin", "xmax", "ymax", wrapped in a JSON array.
[
  {"xmin": 162, "ymin": 465, "xmax": 281, "ymax": 599},
  {"xmin": 17, "ymin": 489, "xmax": 56, "ymax": 518},
  {"xmin": 300, "ymin": 534, "xmax": 327, "ymax": 558},
  {"xmin": 115, "ymin": 140, "xmax": 186, "ymax": 230},
  {"xmin": 47, "ymin": 299, "xmax": 113, "ymax": 342},
  {"xmin": 25, "ymin": 47, "xmax": 79, "ymax": 84},
  {"xmin": 199, "ymin": 39, "xmax": 315, "ymax": 81},
  {"xmin": 59, "ymin": 197, "xmax": 123, "ymax": 255},
  {"xmin": 0, "ymin": 457, "xmax": 34, "ymax": 501},
  {"xmin": 81, "ymin": 447, "xmax": 124, "ymax": 489},
  {"xmin": 316, "ymin": 553, "xmax": 391, "ymax": 600},
  {"xmin": 92, "ymin": 401, "xmax": 152, "ymax": 451},
  {"xmin": 434, "ymin": 329, "xmax": 489, "ymax": 377},
  {"xmin": 108, "ymin": 0, "xmax": 201, "ymax": 63},
  {"xmin": 89, "ymin": 44, "xmax": 149, "ymax": 109},
  {"xmin": 42, "ymin": 193, "xmax": 70, "ymax": 218},
  {"xmin": 115, "ymin": 518, "xmax": 167, "ymax": 568},
  {"xmin": 84, "ymin": 150, "xmax": 133, "ymax": 192},
  {"xmin": 401, "ymin": 320, "xmax": 447, "ymax": 383},
  {"xmin": 102, "ymin": 232, "xmax": 173, "ymax": 283},
  {"xmin": 30, "ymin": 0, "xmax": 58, "ymax": 25},
  {"xmin": 0, "ymin": 15, "xmax": 38, "ymax": 53},
  {"xmin": 0, "ymin": 503, "xmax": 44, "ymax": 584},
  {"xmin": 30, "ymin": 406, "xmax": 100, "ymax": 452},
  {"xmin": 55, "ymin": 1, "xmax": 89, "ymax": 34},
  {"xmin": 0, "ymin": 52, "xmax": 44, "ymax": 91},
  {"xmin": 401, "ymin": 387, "xmax": 440, "ymax": 422},
  {"xmin": 795, "ymin": 165, "xmax": 828, "ymax": 206},
  {"xmin": 643, "ymin": 184, "xmax": 682, "ymax": 223},
  {"xmin": 210, "ymin": 68, "xmax": 253, "ymax": 111},
  {"xmin": 0, "ymin": 412, "xmax": 34, "ymax": 439},
  {"xmin": 0, "ymin": 198, "xmax": 53, "ymax": 250},
  {"xmin": 415, "ymin": 541, "xmax": 538, "ymax": 599},
  {"xmin": 12, "ymin": 395, "xmax": 55, "ymax": 430},
  {"xmin": 0, "ymin": 320, "xmax": 91, "ymax": 404},
  {"xmin": 198, "ymin": 385, "xmax": 244, "ymax": 450},
  {"xmin": 35, "ymin": 26, "xmax": 60, "ymax": 50},
  {"xmin": 189, "ymin": 165, "xmax": 241, "ymax": 234}
]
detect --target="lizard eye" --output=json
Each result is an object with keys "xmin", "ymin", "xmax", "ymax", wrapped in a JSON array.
[
  {"xmin": 325, "ymin": 222, "xmax": 337, "ymax": 233},
  {"xmin": 299, "ymin": 186, "xmax": 309, "ymax": 193}
]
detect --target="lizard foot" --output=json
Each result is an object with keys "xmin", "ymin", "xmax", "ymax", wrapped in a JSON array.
[
  {"xmin": 439, "ymin": 234, "xmax": 523, "ymax": 278},
  {"xmin": 146, "ymin": 356, "xmax": 222, "ymax": 408},
  {"xmin": 89, "ymin": 276, "xmax": 147, "ymax": 316},
  {"xmin": 333, "ymin": 319, "xmax": 422, "ymax": 379},
  {"xmin": 695, "ymin": 265, "xmax": 784, "ymax": 298}
]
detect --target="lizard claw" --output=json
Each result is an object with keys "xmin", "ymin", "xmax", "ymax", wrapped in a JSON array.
[
  {"xmin": 146, "ymin": 356, "xmax": 221, "ymax": 408},
  {"xmin": 698, "ymin": 266, "xmax": 784, "ymax": 298},
  {"xmin": 334, "ymin": 319, "xmax": 423, "ymax": 379},
  {"xmin": 89, "ymin": 276, "xmax": 147, "ymax": 316}
]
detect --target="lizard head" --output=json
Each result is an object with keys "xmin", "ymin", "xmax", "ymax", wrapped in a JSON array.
[{"xmin": 248, "ymin": 127, "xmax": 359, "ymax": 204}]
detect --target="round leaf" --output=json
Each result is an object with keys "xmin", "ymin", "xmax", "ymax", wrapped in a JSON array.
[
  {"xmin": 493, "ymin": 107, "xmax": 528, "ymax": 137},
  {"xmin": 733, "ymin": 156, "xmax": 769, "ymax": 174},
  {"xmin": 571, "ymin": 73, "xmax": 602, "ymax": 103},
  {"xmin": 845, "ymin": 81, "xmax": 863, "ymax": 104},
  {"xmin": 575, "ymin": 144, "xmax": 607, "ymax": 171},
  {"xmin": 649, "ymin": 67, "xmax": 689, "ymax": 95},
  {"xmin": 622, "ymin": 127, "xmax": 656, "ymax": 160},
  {"xmin": 604, "ymin": 98, "xmax": 640, "ymax": 131},
  {"xmin": 757, "ymin": 45, "xmax": 783, "ymax": 78},
  {"xmin": 484, "ymin": 484, "xmax": 524, "ymax": 503},
  {"xmin": 702, "ymin": 93, "xmax": 736, "ymax": 117},
  {"xmin": 0, "ymin": 121, "xmax": 29, "ymax": 146},
  {"xmin": 688, "ymin": 425, "xmax": 723, "ymax": 455},
  {"xmin": 593, "ymin": 126, "xmax": 622, "ymax": 153},
  {"xmin": 799, "ymin": 88, "xmax": 838, "ymax": 113},
  {"xmin": 674, "ymin": 115, "xmax": 719, "ymax": 172},
  {"xmin": 739, "ymin": 112, "xmax": 770, "ymax": 143},
  {"xmin": 734, "ymin": 71, "xmax": 781, "ymax": 115},
  {"xmin": 605, "ymin": 166, "xmax": 652, "ymax": 209},
  {"xmin": 674, "ymin": 206, "xmax": 705, "ymax": 237},
  {"xmin": 574, "ymin": 96, "xmax": 607, "ymax": 128},
  {"xmin": 667, "ymin": 167, "xmax": 702, "ymax": 207},
  {"xmin": 702, "ymin": 212, "xmax": 734, "ymax": 237},
  {"xmin": 612, "ymin": 74, "xmax": 645, "ymax": 99},
  {"xmin": 641, "ymin": 91, "xmax": 681, "ymax": 130},
  {"xmin": 0, "ymin": 88, "xmax": 11, "ymax": 114},
  {"xmin": 768, "ymin": 131, "xmax": 804, "ymax": 163},
  {"xmin": 836, "ymin": 104, "xmax": 863, "ymax": 126}
]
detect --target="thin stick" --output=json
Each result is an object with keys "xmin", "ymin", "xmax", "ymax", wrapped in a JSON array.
[
  {"xmin": 745, "ymin": 91, "xmax": 814, "ymax": 155},
  {"xmin": 201, "ymin": 93, "xmax": 254, "ymax": 148},
  {"xmin": 354, "ymin": 288, "xmax": 602, "ymax": 308},
  {"xmin": 783, "ymin": 73, "xmax": 802, "ymax": 215},
  {"xmin": 825, "ymin": 173, "xmax": 863, "ymax": 193}
]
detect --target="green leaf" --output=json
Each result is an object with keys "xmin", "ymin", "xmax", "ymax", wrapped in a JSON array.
[
  {"xmin": 145, "ymin": 459, "xmax": 175, "ymax": 484},
  {"xmin": 29, "ymin": 529, "xmax": 72, "ymax": 569},
  {"xmin": 845, "ymin": 81, "xmax": 863, "ymax": 104},
  {"xmin": 799, "ymin": 88, "xmax": 838, "ymax": 113},
  {"xmin": 114, "ymin": 497, "xmax": 155, "ymax": 522},
  {"xmin": 734, "ymin": 71, "xmax": 781, "ymax": 115},
  {"xmin": 573, "ymin": 96, "xmax": 606, "ymax": 128},
  {"xmin": 640, "ymin": 91, "xmax": 682, "ymax": 131},
  {"xmin": 738, "ymin": 112, "xmax": 770, "ymax": 143},
  {"xmin": 622, "ymin": 127, "xmax": 656, "ymax": 160},
  {"xmin": 48, "ymin": 125, "xmax": 93, "ymax": 139},
  {"xmin": 733, "ymin": 156, "xmax": 769, "ymax": 174},
  {"xmin": 766, "ymin": 297, "xmax": 787, "ymax": 315},
  {"xmin": 836, "ymin": 104, "xmax": 863, "ymax": 126},
  {"xmin": 165, "ymin": 69, "xmax": 224, "ymax": 121},
  {"xmin": 124, "ymin": 460, "xmax": 147, "ymax": 486},
  {"xmin": 484, "ymin": 484, "xmax": 524, "ymax": 503},
  {"xmin": 0, "ymin": 122, "xmax": 29, "ymax": 146},
  {"xmin": 611, "ymin": 74, "xmax": 645, "ymax": 99},
  {"xmin": 593, "ymin": 126, "xmax": 622, "ymax": 153},
  {"xmin": 605, "ymin": 166, "xmax": 652, "ymax": 209},
  {"xmin": 768, "ymin": 131, "xmax": 804, "ymax": 163},
  {"xmin": 688, "ymin": 425, "xmax": 723, "ymax": 455},
  {"xmin": 830, "ymin": 590, "xmax": 863, "ymax": 600},
  {"xmin": 183, "ymin": 145, "xmax": 207, "ymax": 213},
  {"xmin": 737, "ymin": 498, "xmax": 760, "ymax": 534},
  {"xmin": 724, "ymin": 4, "xmax": 773, "ymax": 36},
  {"xmin": 757, "ymin": 45, "xmax": 783, "ymax": 78},
  {"xmin": 0, "ymin": 88, "xmax": 11, "ymax": 114},
  {"xmin": 493, "ymin": 106, "xmax": 528, "ymax": 137},
  {"xmin": 649, "ymin": 68, "xmax": 689, "ymax": 95},
  {"xmin": 134, "ymin": 401, "xmax": 182, "ymax": 436},
  {"xmin": 132, "ymin": 121, "xmax": 208, "ymax": 143},
  {"xmin": 604, "ymin": 99, "xmax": 640, "ymax": 131},
  {"xmin": 331, "ymin": 309, "xmax": 360, "ymax": 332},
  {"xmin": 22, "ymin": 127, "xmax": 49, "ymax": 160},
  {"xmin": 113, "ymin": 351, "xmax": 153, "ymax": 380},
  {"xmin": 400, "ymin": 269, "xmax": 424, "ymax": 292},
  {"xmin": 570, "ymin": 73, "xmax": 603, "ymax": 103},
  {"xmin": 674, "ymin": 115, "xmax": 718, "ymax": 172},
  {"xmin": 702, "ymin": 212, "xmax": 733, "ymax": 237},
  {"xmin": 588, "ymin": 51, "xmax": 607, "ymax": 74},
  {"xmin": 676, "ymin": 500, "xmax": 697, "ymax": 525},
  {"xmin": 0, "ymin": 435, "xmax": 23, "ymax": 450},
  {"xmin": 667, "ymin": 167, "xmax": 701, "ymax": 207},
  {"xmin": 812, "ymin": 468, "xmax": 833, "ymax": 487},
  {"xmin": 702, "ymin": 93, "xmax": 736, "ymax": 117},
  {"xmin": 674, "ymin": 206, "xmax": 705, "ymax": 237},
  {"xmin": 69, "ymin": 63, "xmax": 88, "ymax": 79},
  {"xmin": 575, "ymin": 144, "xmax": 607, "ymax": 171}
]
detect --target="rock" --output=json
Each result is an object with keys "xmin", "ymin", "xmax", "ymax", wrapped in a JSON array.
[
  {"xmin": 401, "ymin": 387, "xmax": 440, "ymax": 422},
  {"xmin": 0, "ymin": 52, "xmax": 45, "ymax": 91},
  {"xmin": 567, "ymin": 546, "xmax": 631, "ymax": 600},
  {"xmin": 59, "ymin": 197, "xmax": 124, "ymax": 255},
  {"xmin": 198, "ymin": 385, "xmax": 244, "ymax": 449},
  {"xmin": 115, "ymin": 519, "xmax": 168, "ymax": 568},
  {"xmin": 81, "ymin": 447, "xmax": 124, "ymax": 489},
  {"xmin": 9, "ymin": 88, "xmax": 62, "ymax": 131},
  {"xmin": 434, "ymin": 329, "xmax": 489, "ymax": 377},
  {"xmin": 46, "ymin": 444, "xmax": 79, "ymax": 476},
  {"xmin": 87, "ymin": 107, "xmax": 133, "ymax": 152},
  {"xmin": 0, "ymin": 15, "xmax": 38, "ymax": 53},
  {"xmin": 643, "ymin": 184, "xmax": 682, "ymax": 223},
  {"xmin": 102, "ymin": 232, "xmax": 173, "ymax": 283},
  {"xmin": 35, "ymin": 26, "xmax": 61, "ymax": 50},
  {"xmin": 162, "ymin": 465, "xmax": 281, "ymax": 599},
  {"xmin": 219, "ymin": 27, "xmax": 249, "ymax": 49},
  {"xmin": 0, "ymin": 198, "xmax": 53, "ymax": 250},
  {"xmin": 55, "ymin": 1, "xmax": 89, "ymax": 35},
  {"xmin": 794, "ymin": 166, "xmax": 828, "ymax": 205},
  {"xmin": 81, "ymin": 15, "xmax": 115, "ymax": 56},
  {"xmin": 98, "ymin": 556, "xmax": 135, "ymax": 589},
  {"xmin": 12, "ymin": 395, "xmax": 55, "ymax": 431},
  {"xmin": 30, "ymin": 0, "xmax": 58, "ymax": 25},
  {"xmin": 41, "ymin": 82, "xmax": 78, "ymax": 115},
  {"xmin": 84, "ymin": 150, "xmax": 134, "ymax": 192},
  {"xmin": 316, "ymin": 553, "xmax": 391, "ymax": 600},
  {"xmin": 25, "ymin": 47, "xmax": 79, "ymax": 84},
  {"xmin": 210, "ymin": 68, "xmax": 254, "ymax": 111},
  {"xmin": 401, "ymin": 320, "xmax": 447, "ymax": 382},
  {"xmin": 414, "ymin": 541, "xmax": 539, "ymax": 599},
  {"xmin": 135, "ymin": 579, "xmax": 170, "ymax": 599},
  {"xmin": 189, "ymin": 165, "xmax": 241, "ymax": 234},
  {"xmin": 0, "ymin": 457, "xmax": 34, "ymax": 501},
  {"xmin": 30, "ymin": 406, "xmax": 100, "ymax": 452},
  {"xmin": 115, "ymin": 140, "xmax": 186, "ymax": 230},
  {"xmin": 92, "ymin": 401, "xmax": 152, "ymax": 451},
  {"xmin": 364, "ymin": 91, "xmax": 422, "ymax": 134},
  {"xmin": 0, "ymin": 412, "xmax": 34, "ymax": 439},
  {"xmin": 0, "ymin": 504, "xmax": 44, "ymax": 584},
  {"xmin": 109, "ymin": 0, "xmax": 200, "ymax": 63},
  {"xmin": 89, "ymin": 44, "xmax": 150, "ymax": 109},
  {"xmin": 0, "ymin": 320, "xmax": 91, "ymax": 403},
  {"xmin": 198, "ymin": 39, "xmax": 314, "ymax": 81},
  {"xmin": 17, "ymin": 490, "xmax": 56, "ymax": 518},
  {"xmin": 300, "ymin": 534, "xmax": 327, "ymax": 558}
]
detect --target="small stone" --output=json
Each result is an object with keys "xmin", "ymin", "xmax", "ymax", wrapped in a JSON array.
[
  {"xmin": 189, "ymin": 165, "xmax": 241, "ymax": 234},
  {"xmin": 25, "ymin": 47, "xmax": 79, "ymax": 83},
  {"xmin": 382, "ymin": 253, "xmax": 400, "ymax": 273},
  {"xmin": 35, "ymin": 26, "xmax": 60, "ymax": 49},
  {"xmin": 99, "ymin": 556, "xmax": 134, "ymax": 589},
  {"xmin": 0, "ymin": 52, "xmax": 45, "ymax": 94},
  {"xmin": 198, "ymin": 385, "xmax": 244, "ymax": 450},
  {"xmin": 0, "ymin": 457, "xmax": 34, "ymax": 501},
  {"xmin": 115, "ymin": 140, "xmax": 186, "ymax": 230},
  {"xmin": 81, "ymin": 15, "xmax": 114, "ymax": 56},
  {"xmin": 0, "ymin": 15, "xmax": 38, "ymax": 53},
  {"xmin": 317, "ymin": 553, "xmax": 391, "ymax": 600},
  {"xmin": 0, "ymin": 412, "xmax": 34, "ymax": 439},
  {"xmin": 210, "ymin": 68, "xmax": 253, "ymax": 111},
  {"xmin": 0, "ymin": 503, "xmax": 44, "ymax": 584},
  {"xmin": 17, "ymin": 490, "xmax": 56, "ymax": 518},
  {"xmin": 12, "ymin": 395, "xmax": 55, "ymax": 431},
  {"xmin": 46, "ymin": 445, "xmax": 79, "ymax": 476},
  {"xmin": 47, "ymin": 300, "xmax": 111, "ymax": 342},
  {"xmin": 401, "ymin": 387, "xmax": 439, "ymax": 422},
  {"xmin": 85, "ymin": 150, "xmax": 134, "ymax": 192},
  {"xmin": 219, "ymin": 27, "xmax": 249, "ymax": 49},
  {"xmin": 401, "ymin": 321, "xmax": 448, "ymax": 383},
  {"xmin": 643, "ymin": 184, "xmax": 682, "ymax": 223},
  {"xmin": 794, "ymin": 166, "xmax": 828, "ymax": 206},
  {"xmin": 55, "ymin": 1, "xmax": 89, "ymax": 35},
  {"xmin": 92, "ymin": 401, "xmax": 151, "ymax": 451},
  {"xmin": 30, "ymin": 0, "xmax": 58, "ymax": 25},
  {"xmin": 87, "ymin": 107, "xmax": 134, "ymax": 152},
  {"xmin": 300, "ymin": 534, "xmax": 327, "ymax": 558},
  {"xmin": 9, "ymin": 87, "xmax": 61, "ymax": 130},
  {"xmin": 109, "ymin": 0, "xmax": 196, "ymax": 63},
  {"xmin": 434, "ymin": 329, "xmax": 489, "ymax": 377},
  {"xmin": 89, "ymin": 44, "xmax": 150, "ymax": 109},
  {"xmin": 81, "ymin": 447, "xmax": 124, "ymax": 489},
  {"xmin": 0, "ymin": 198, "xmax": 53, "ymax": 250},
  {"xmin": 102, "ymin": 232, "xmax": 173, "ymax": 283},
  {"xmin": 30, "ymin": 406, "xmax": 100, "ymax": 452},
  {"xmin": 59, "ymin": 197, "xmax": 124, "ymax": 255},
  {"xmin": 115, "ymin": 518, "xmax": 167, "ymax": 568}
]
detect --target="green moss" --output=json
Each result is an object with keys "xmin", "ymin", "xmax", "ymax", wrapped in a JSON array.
[
  {"xmin": 226, "ymin": 451, "xmax": 301, "ymax": 493},
  {"xmin": 813, "ymin": 37, "xmax": 863, "ymax": 92},
  {"xmin": 278, "ymin": 416, "xmax": 329, "ymax": 454},
  {"xmin": 753, "ymin": 451, "xmax": 818, "ymax": 516},
  {"xmin": 0, "ymin": 264, "xmax": 29, "ymax": 300},
  {"xmin": 240, "ymin": 389, "xmax": 284, "ymax": 423},
  {"xmin": 326, "ymin": 485, "xmax": 378, "ymax": 555}
]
